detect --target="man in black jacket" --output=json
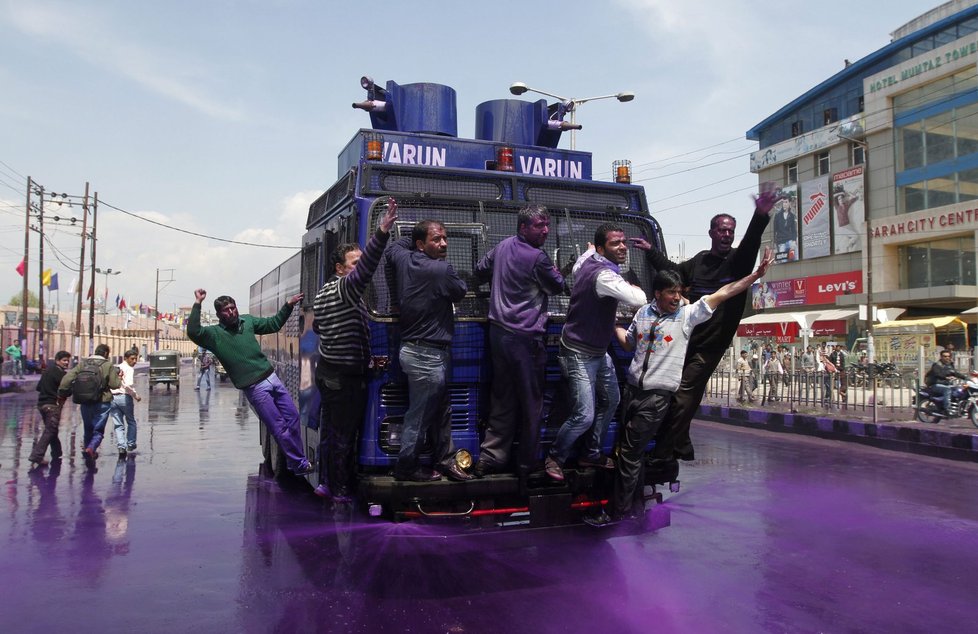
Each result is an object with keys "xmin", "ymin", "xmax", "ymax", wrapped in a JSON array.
[
  {"xmin": 632, "ymin": 182, "xmax": 783, "ymax": 465},
  {"xmin": 28, "ymin": 351, "xmax": 72, "ymax": 466},
  {"xmin": 925, "ymin": 350, "xmax": 967, "ymax": 414}
]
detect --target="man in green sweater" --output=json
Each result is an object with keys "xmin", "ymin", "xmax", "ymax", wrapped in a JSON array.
[{"xmin": 187, "ymin": 289, "xmax": 312, "ymax": 476}]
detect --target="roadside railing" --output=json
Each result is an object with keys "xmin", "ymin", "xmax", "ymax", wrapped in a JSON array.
[{"xmin": 706, "ymin": 367, "xmax": 918, "ymax": 416}]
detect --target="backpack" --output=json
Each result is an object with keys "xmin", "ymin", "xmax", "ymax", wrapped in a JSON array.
[{"xmin": 72, "ymin": 358, "xmax": 109, "ymax": 404}]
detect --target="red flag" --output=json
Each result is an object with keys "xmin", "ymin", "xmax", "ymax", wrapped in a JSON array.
[
  {"xmin": 86, "ymin": 284, "xmax": 94, "ymax": 300},
  {"xmin": 119, "ymin": 296, "xmax": 127, "ymax": 310},
  {"xmin": 15, "ymin": 259, "xmax": 25, "ymax": 276}
]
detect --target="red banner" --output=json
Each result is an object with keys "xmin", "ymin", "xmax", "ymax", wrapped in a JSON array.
[{"xmin": 751, "ymin": 270, "xmax": 862, "ymax": 309}]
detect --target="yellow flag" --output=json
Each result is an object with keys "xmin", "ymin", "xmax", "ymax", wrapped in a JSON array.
[{"xmin": 42, "ymin": 269, "xmax": 52, "ymax": 286}]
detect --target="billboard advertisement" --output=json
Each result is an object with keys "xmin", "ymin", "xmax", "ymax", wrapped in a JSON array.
[
  {"xmin": 772, "ymin": 184, "xmax": 798, "ymax": 263},
  {"xmin": 832, "ymin": 166, "xmax": 865, "ymax": 254},
  {"xmin": 750, "ymin": 270, "xmax": 862, "ymax": 309},
  {"xmin": 800, "ymin": 175, "xmax": 831, "ymax": 259}
]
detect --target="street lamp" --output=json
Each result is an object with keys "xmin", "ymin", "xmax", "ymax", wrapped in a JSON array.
[
  {"xmin": 838, "ymin": 121, "xmax": 876, "ymax": 422},
  {"xmin": 508, "ymin": 82, "xmax": 634, "ymax": 150},
  {"xmin": 95, "ymin": 267, "xmax": 121, "ymax": 334}
]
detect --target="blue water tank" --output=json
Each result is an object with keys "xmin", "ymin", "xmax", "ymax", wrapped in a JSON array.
[{"xmin": 369, "ymin": 81, "xmax": 457, "ymax": 137}]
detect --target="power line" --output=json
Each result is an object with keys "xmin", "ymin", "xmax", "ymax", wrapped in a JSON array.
[{"xmin": 99, "ymin": 199, "xmax": 299, "ymax": 249}]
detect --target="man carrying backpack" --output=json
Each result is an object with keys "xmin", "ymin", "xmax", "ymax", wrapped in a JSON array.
[{"xmin": 58, "ymin": 343, "xmax": 122, "ymax": 460}]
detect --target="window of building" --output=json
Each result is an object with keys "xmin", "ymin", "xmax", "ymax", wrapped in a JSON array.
[
  {"xmin": 815, "ymin": 151, "xmax": 830, "ymax": 176},
  {"xmin": 786, "ymin": 161, "xmax": 798, "ymax": 184},
  {"xmin": 791, "ymin": 121, "xmax": 803, "ymax": 137},
  {"xmin": 823, "ymin": 108, "xmax": 838, "ymax": 126},
  {"xmin": 899, "ymin": 236, "xmax": 977, "ymax": 289},
  {"xmin": 850, "ymin": 142, "xmax": 864, "ymax": 166}
]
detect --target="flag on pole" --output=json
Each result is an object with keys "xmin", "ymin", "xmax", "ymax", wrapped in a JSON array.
[
  {"xmin": 49, "ymin": 273, "xmax": 59, "ymax": 291},
  {"xmin": 68, "ymin": 277, "xmax": 78, "ymax": 294},
  {"xmin": 15, "ymin": 259, "xmax": 25, "ymax": 276},
  {"xmin": 87, "ymin": 284, "xmax": 94, "ymax": 300},
  {"xmin": 119, "ymin": 296, "xmax": 127, "ymax": 310},
  {"xmin": 115, "ymin": 294, "xmax": 120, "ymax": 308},
  {"xmin": 42, "ymin": 269, "xmax": 52, "ymax": 286}
]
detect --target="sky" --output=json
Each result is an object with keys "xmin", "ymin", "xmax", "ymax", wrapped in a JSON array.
[{"xmin": 0, "ymin": 0, "xmax": 935, "ymax": 316}]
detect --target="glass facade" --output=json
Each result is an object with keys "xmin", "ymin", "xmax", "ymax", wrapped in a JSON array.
[
  {"xmin": 754, "ymin": 13, "xmax": 978, "ymax": 148},
  {"xmin": 894, "ymin": 68, "xmax": 978, "ymax": 213},
  {"xmin": 899, "ymin": 236, "xmax": 977, "ymax": 288}
]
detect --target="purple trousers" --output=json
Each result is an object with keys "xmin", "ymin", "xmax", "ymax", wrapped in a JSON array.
[{"xmin": 242, "ymin": 372, "xmax": 307, "ymax": 472}]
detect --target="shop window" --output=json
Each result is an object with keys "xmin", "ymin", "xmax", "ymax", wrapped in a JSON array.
[{"xmin": 791, "ymin": 121, "xmax": 803, "ymax": 137}]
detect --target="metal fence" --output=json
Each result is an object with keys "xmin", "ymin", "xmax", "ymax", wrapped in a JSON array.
[{"xmin": 706, "ymin": 367, "xmax": 919, "ymax": 416}]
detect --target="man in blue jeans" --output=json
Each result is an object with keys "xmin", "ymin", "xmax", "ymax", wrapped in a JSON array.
[
  {"xmin": 546, "ymin": 223, "xmax": 647, "ymax": 481},
  {"xmin": 386, "ymin": 219, "xmax": 471, "ymax": 482},
  {"xmin": 58, "ymin": 343, "xmax": 122, "ymax": 461}
]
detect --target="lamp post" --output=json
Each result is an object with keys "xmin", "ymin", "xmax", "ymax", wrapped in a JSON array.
[
  {"xmin": 95, "ymin": 267, "xmax": 121, "ymax": 334},
  {"xmin": 838, "ymin": 122, "xmax": 875, "ymax": 422},
  {"xmin": 508, "ymin": 82, "xmax": 634, "ymax": 150}
]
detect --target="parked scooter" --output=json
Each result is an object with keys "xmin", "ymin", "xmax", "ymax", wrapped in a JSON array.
[{"xmin": 915, "ymin": 371, "xmax": 978, "ymax": 427}]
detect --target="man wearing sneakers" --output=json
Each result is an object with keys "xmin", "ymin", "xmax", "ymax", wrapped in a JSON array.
[
  {"xmin": 545, "ymin": 223, "xmax": 647, "ymax": 482},
  {"xmin": 586, "ymin": 248, "xmax": 774, "ymax": 527},
  {"xmin": 58, "ymin": 343, "xmax": 122, "ymax": 460},
  {"xmin": 109, "ymin": 348, "xmax": 141, "ymax": 457},
  {"xmin": 187, "ymin": 288, "xmax": 313, "ymax": 476}
]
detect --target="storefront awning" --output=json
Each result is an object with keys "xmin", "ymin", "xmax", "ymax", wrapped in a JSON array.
[
  {"xmin": 739, "ymin": 308, "xmax": 858, "ymax": 327},
  {"xmin": 875, "ymin": 316, "xmax": 966, "ymax": 330}
]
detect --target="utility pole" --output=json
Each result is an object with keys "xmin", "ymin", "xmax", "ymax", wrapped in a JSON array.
[
  {"xmin": 154, "ymin": 268, "xmax": 175, "ymax": 352},
  {"xmin": 37, "ymin": 184, "xmax": 45, "ymax": 366},
  {"xmin": 22, "ymin": 177, "xmax": 32, "ymax": 347},
  {"xmin": 87, "ymin": 192, "xmax": 98, "ymax": 352},
  {"xmin": 75, "ymin": 182, "xmax": 90, "ymax": 358},
  {"xmin": 154, "ymin": 268, "xmax": 159, "ymax": 351}
]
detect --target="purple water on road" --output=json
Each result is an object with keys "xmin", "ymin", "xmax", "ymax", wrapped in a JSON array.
[{"xmin": 2, "ymin": 369, "xmax": 977, "ymax": 633}]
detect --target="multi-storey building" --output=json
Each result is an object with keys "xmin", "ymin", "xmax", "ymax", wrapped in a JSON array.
[{"xmin": 743, "ymin": 0, "xmax": 978, "ymax": 359}]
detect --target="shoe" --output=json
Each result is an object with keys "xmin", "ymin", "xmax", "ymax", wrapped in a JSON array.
[
  {"xmin": 394, "ymin": 468, "xmax": 442, "ymax": 482},
  {"xmin": 313, "ymin": 484, "xmax": 332, "ymax": 499},
  {"xmin": 194, "ymin": 386, "xmax": 200, "ymax": 391},
  {"xmin": 332, "ymin": 488, "xmax": 354, "ymax": 504},
  {"xmin": 441, "ymin": 462, "xmax": 474, "ymax": 482},
  {"xmin": 472, "ymin": 460, "xmax": 501, "ymax": 479},
  {"xmin": 127, "ymin": 444, "xmax": 137, "ymax": 452},
  {"xmin": 578, "ymin": 454, "xmax": 615, "ymax": 470},
  {"xmin": 84, "ymin": 447, "xmax": 97, "ymax": 460},
  {"xmin": 674, "ymin": 448, "xmax": 695, "ymax": 462},
  {"xmin": 544, "ymin": 456, "xmax": 564, "ymax": 482},
  {"xmin": 28, "ymin": 458, "xmax": 49, "ymax": 467},
  {"xmin": 293, "ymin": 461, "xmax": 315, "ymax": 476},
  {"xmin": 583, "ymin": 509, "xmax": 620, "ymax": 528},
  {"xmin": 118, "ymin": 447, "xmax": 127, "ymax": 458}
]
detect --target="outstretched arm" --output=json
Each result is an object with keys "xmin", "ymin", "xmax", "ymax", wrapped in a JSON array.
[
  {"xmin": 704, "ymin": 247, "xmax": 774, "ymax": 310},
  {"xmin": 731, "ymin": 182, "xmax": 782, "ymax": 276}
]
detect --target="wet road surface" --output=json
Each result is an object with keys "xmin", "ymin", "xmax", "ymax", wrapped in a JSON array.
[{"xmin": 3, "ymin": 367, "xmax": 977, "ymax": 633}]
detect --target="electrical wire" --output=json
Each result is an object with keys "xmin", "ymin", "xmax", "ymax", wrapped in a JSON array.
[{"xmin": 98, "ymin": 199, "xmax": 300, "ymax": 249}]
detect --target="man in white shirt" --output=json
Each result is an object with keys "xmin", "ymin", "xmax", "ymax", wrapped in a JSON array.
[
  {"xmin": 109, "ymin": 348, "xmax": 142, "ymax": 457},
  {"xmin": 545, "ymin": 223, "xmax": 647, "ymax": 482}
]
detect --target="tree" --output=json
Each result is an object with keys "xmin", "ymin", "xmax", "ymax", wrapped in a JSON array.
[{"xmin": 8, "ymin": 291, "xmax": 40, "ymax": 307}]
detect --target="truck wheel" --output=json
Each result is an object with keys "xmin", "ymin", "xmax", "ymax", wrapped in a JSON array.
[{"xmin": 970, "ymin": 403, "xmax": 978, "ymax": 428}]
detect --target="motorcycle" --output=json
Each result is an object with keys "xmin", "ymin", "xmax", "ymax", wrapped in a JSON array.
[{"xmin": 915, "ymin": 371, "xmax": 978, "ymax": 427}]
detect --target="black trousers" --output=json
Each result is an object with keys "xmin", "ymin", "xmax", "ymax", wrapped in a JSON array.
[
  {"xmin": 29, "ymin": 404, "xmax": 63, "ymax": 462},
  {"xmin": 316, "ymin": 364, "xmax": 366, "ymax": 495},
  {"xmin": 651, "ymin": 348, "xmax": 726, "ymax": 460},
  {"xmin": 479, "ymin": 325, "xmax": 547, "ymax": 473},
  {"xmin": 613, "ymin": 386, "xmax": 671, "ymax": 516}
]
